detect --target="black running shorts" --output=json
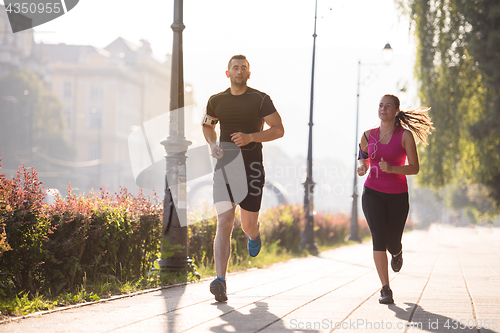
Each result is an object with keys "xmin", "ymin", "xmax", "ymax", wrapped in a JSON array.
[{"xmin": 213, "ymin": 145, "xmax": 265, "ymax": 212}]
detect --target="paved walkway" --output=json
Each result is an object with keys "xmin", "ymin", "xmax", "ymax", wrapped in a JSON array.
[{"xmin": 1, "ymin": 224, "xmax": 500, "ymax": 333}]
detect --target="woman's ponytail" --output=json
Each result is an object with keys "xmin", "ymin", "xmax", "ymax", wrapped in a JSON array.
[{"xmin": 384, "ymin": 94, "xmax": 434, "ymax": 146}]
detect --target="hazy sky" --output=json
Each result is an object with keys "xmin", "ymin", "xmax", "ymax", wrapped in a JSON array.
[{"xmin": 5, "ymin": 0, "xmax": 418, "ymax": 171}]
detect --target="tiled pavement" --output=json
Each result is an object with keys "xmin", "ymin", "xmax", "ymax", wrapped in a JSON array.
[{"xmin": 1, "ymin": 224, "xmax": 499, "ymax": 333}]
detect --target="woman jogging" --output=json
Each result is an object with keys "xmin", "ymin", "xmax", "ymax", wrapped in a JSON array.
[{"xmin": 357, "ymin": 94, "xmax": 433, "ymax": 304}]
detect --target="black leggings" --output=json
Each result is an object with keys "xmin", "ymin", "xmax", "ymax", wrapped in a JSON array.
[{"xmin": 361, "ymin": 186, "xmax": 409, "ymax": 254}]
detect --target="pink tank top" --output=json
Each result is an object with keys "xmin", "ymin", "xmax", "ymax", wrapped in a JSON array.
[{"xmin": 364, "ymin": 126, "xmax": 408, "ymax": 194}]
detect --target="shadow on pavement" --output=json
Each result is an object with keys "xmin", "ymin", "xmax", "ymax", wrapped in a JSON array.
[
  {"xmin": 160, "ymin": 282, "xmax": 186, "ymax": 332},
  {"xmin": 210, "ymin": 301, "xmax": 319, "ymax": 333},
  {"xmin": 389, "ymin": 302, "xmax": 497, "ymax": 333}
]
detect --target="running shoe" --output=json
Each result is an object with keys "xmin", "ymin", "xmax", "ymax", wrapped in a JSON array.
[
  {"xmin": 391, "ymin": 251, "xmax": 403, "ymax": 272},
  {"xmin": 210, "ymin": 277, "xmax": 227, "ymax": 302},
  {"xmin": 247, "ymin": 235, "xmax": 261, "ymax": 257},
  {"xmin": 379, "ymin": 285, "xmax": 394, "ymax": 304}
]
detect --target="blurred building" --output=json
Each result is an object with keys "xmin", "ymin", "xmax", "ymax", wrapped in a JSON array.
[
  {"xmin": 0, "ymin": 6, "xmax": 41, "ymax": 79},
  {"xmin": 37, "ymin": 38, "xmax": 184, "ymax": 194},
  {"xmin": 2, "ymin": 8, "xmax": 197, "ymax": 196}
]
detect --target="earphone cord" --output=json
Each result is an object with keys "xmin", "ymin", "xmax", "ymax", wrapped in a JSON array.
[{"xmin": 368, "ymin": 124, "xmax": 395, "ymax": 160}]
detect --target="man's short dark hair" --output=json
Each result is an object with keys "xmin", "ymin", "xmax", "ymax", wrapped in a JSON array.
[{"xmin": 228, "ymin": 55, "xmax": 250, "ymax": 70}]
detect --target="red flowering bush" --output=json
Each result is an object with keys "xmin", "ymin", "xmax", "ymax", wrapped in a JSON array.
[
  {"xmin": 0, "ymin": 164, "xmax": 50, "ymax": 295},
  {"xmin": 0, "ymin": 163, "xmax": 162, "ymax": 298},
  {"xmin": 0, "ymin": 158, "xmax": 12, "ymax": 260},
  {"xmin": 313, "ymin": 212, "xmax": 371, "ymax": 246},
  {"xmin": 259, "ymin": 205, "xmax": 370, "ymax": 251},
  {"xmin": 41, "ymin": 187, "xmax": 162, "ymax": 294}
]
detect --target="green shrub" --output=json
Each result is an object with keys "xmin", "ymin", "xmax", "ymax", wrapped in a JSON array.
[{"xmin": 260, "ymin": 205, "xmax": 304, "ymax": 253}]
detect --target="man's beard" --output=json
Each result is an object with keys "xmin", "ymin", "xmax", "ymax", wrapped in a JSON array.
[{"xmin": 231, "ymin": 77, "xmax": 248, "ymax": 87}]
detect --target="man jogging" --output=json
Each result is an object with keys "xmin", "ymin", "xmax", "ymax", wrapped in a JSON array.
[{"xmin": 202, "ymin": 55, "xmax": 284, "ymax": 302}]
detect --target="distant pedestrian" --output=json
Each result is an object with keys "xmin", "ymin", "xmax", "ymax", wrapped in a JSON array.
[
  {"xmin": 357, "ymin": 94, "xmax": 433, "ymax": 304},
  {"xmin": 202, "ymin": 55, "xmax": 284, "ymax": 302}
]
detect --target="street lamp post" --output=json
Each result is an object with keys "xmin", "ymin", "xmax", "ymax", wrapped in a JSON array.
[
  {"xmin": 158, "ymin": 0, "xmax": 195, "ymax": 274},
  {"xmin": 349, "ymin": 43, "xmax": 393, "ymax": 242},
  {"xmin": 349, "ymin": 60, "xmax": 363, "ymax": 243},
  {"xmin": 302, "ymin": 0, "xmax": 319, "ymax": 254}
]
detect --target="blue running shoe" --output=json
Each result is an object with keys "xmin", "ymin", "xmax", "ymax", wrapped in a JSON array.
[
  {"xmin": 247, "ymin": 235, "xmax": 261, "ymax": 257},
  {"xmin": 210, "ymin": 277, "xmax": 227, "ymax": 302}
]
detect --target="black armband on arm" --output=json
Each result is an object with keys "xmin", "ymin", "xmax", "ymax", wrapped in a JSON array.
[{"xmin": 358, "ymin": 144, "xmax": 368, "ymax": 160}]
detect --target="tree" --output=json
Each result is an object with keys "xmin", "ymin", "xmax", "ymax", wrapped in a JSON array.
[
  {"xmin": 0, "ymin": 70, "xmax": 74, "ymax": 190},
  {"xmin": 398, "ymin": 0, "xmax": 500, "ymax": 214}
]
